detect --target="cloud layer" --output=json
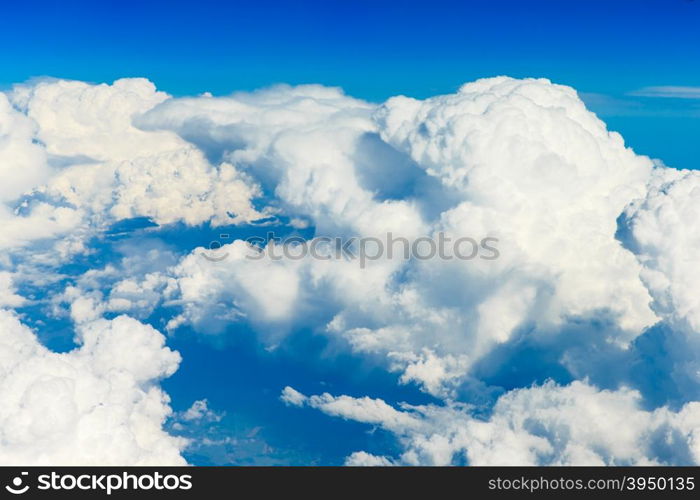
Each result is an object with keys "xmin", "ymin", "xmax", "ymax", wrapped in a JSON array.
[
  {"xmin": 1, "ymin": 75, "xmax": 699, "ymax": 465},
  {"xmin": 283, "ymin": 381, "xmax": 700, "ymax": 466}
]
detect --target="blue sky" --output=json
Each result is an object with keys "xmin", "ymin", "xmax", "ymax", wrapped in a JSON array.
[
  {"xmin": 2, "ymin": 0, "xmax": 700, "ymax": 467},
  {"xmin": 2, "ymin": 0, "xmax": 699, "ymax": 169}
]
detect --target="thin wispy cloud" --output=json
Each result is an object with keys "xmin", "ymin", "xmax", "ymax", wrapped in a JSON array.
[{"xmin": 630, "ymin": 86, "xmax": 700, "ymax": 99}]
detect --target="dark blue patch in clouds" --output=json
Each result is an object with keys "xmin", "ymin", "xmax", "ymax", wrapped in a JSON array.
[
  {"xmin": 626, "ymin": 323, "xmax": 700, "ymax": 411},
  {"xmin": 470, "ymin": 324, "xmax": 575, "ymax": 400},
  {"xmin": 16, "ymin": 300, "xmax": 77, "ymax": 352},
  {"xmin": 161, "ymin": 322, "xmax": 435, "ymax": 465}
]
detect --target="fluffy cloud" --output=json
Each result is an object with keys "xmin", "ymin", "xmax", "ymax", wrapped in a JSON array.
[
  {"xmin": 0, "ymin": 273, "xmax": 25, "ymax": 308},
  {"xmin": 11, "ymin": 78, "xmax": 179, "ymax": 162},
  {"xmin": 136, "ymin": 84, "xmax": 428, "ymax": 236},
  {"xmin": 285, "ymin": 381, "xmax": 700, "ymax": 466},
  {"xmin": 164, "ymin": 77, "xmax": 660, "ymax": 396},
  {"xmin": 344, "ymin": 451, "xmax": 395, "ymax": 466},
  {"xmin": 176, "ymin": 399, "xmax": 224, "ymax": 424},
  {"xmin": 0, "ymin": 310, "xmax": 185, "ymax": 465},
  {"xmin": 0, "ymin": 78, "xmax": 265, "ymax": 257},
  {"xmin": 0, "ymin": 92, "xmax": 51, "ymax": 202},
  {"xmin": 374, "ymin": 77, "xmax": 656, "ymax": 337},
  {"xmin": 623, "ymin": 167, "xmax": 700, "ymax": 332},
  {"xmin": 0, "ymin": 91, "xmax": 80, "ymax": 251}
]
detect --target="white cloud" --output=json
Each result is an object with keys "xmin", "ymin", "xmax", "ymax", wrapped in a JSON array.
[
  {"xmin": 284, "ymin": 387, "xmax": 421, "ymax": 433},
  {"xmin": 11, "ymin": 78, "xmax": 179, "ymax": 162},
  {"xmin": 375, "ymin": 76, "xmax": 656, "ymax": 338},
  {"xmin": 0, "ymin": 93, "xmax": 52, "ymax": 202},
  {"xmin": 165, "ymin": 77, "xmax": 660, "ymax": 396},
  {"xmin": 287, "ymin": 381, "xmax": 700, "ymax": 466},
  {"xmin": 0, "ymin": 90, "xmax": 81, "ymax": 252},
  {"xmin": 280, "ymin": 386, "xmax": 307, "ymax": 407},
  {"xmin": 107, "ymin": 146, "xmax": 263, "ymax": 226},
  {"xmin": 0, "ymin": 310, "xmax": 185, "ymax": 465},
  {"xmin": 0, "ymin": 273, "xmax": 26, "ymax": 308},
  {"xmin": 344, "ymin": 451, "xmax": 394, "ymax": 466},
  {"xmin": 179, "ymin": 399, "xmax": 223, "ymax": 423},
  {"xmin": 0, "ymin": 77, "xmax": 267, "ymax": 260},
  {"xmin": 624, "ymin": 167, "xmax": 700, "ymax": 332},
  {"xmin": 136, "ymin": 83, "xmax": 416, "ymax": 235}
]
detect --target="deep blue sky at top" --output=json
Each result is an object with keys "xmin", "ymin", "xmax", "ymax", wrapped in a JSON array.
[{"xmin": 1, "ymin": 0, "xmax": 699, "ymax": 168}]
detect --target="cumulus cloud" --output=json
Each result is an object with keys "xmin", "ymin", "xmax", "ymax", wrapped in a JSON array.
[
  {"xmin": 0, "ymin": 273, "xmax": 25, "ymax": 308},
  {"xmin": 11, "ymin": 78, "xmax": 179, "ymax": 162},
  {"xmin": 163, "ymin": 77, "xmax": 660, "ymax": 397},
  {"xmin": 375, "ymin": 77, "xmax": 656, "ymax": 336},
  {"xmin": 344, "ymin": 451, "xmax": 395, "ymax": 466},
  {"xmin": 0, "ymin": 310, "xmax": 185, "ymax": 465},
  {"xmin": 623, "ymin": 167, "xmax": 700, "ymax": 332},
  {"xmin": 0, "ymin": 90, "xmax": 80, "ymax": 251},
  {"xmin": 180, "ymin": 399, "xmax": 223, "ymax": 422},
  {"xmin": 286, "ymin": 381, "xmax": 700, "ymax": 466},
  {"xmin": 0, "ymin": 92, "xmax": 51, "ymax": 202},
  {"xmin": 280, "ymin": 386, "xmax": 307, "ymax": 407},
  {"xmin": 0, "ymin": 77, "xmax": 266, "ymax": 257}
]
